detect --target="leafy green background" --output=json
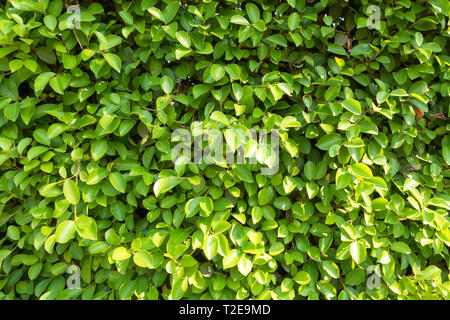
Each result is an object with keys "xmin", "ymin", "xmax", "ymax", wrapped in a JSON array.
[{"xmin": 0, "ymin": 0, "xmax": 449, "ymax": 300}]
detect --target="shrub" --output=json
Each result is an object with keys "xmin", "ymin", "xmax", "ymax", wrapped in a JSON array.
[{"xmin": 0, "ymin": 0, "xmax": 449, "ymax": 300}]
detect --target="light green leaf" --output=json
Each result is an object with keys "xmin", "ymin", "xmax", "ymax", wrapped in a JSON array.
[
  {"xmin": 342, "ymin": 99, "xmax": 362, "ymax": 115},
  {"xmin": 234, "ymin": 164, "xmax": 253, "ymax": 183},
  {"xmin": 63, "ymin": 180, "xmax": 80, "ymax": 205},
  {"xmin": 75, "ymin": 216, "xmax": 97, "ymax": 240},
  {"xmin": 350, "ymin": 240, "xmax": 366, "ymax": 265},
  {"xmin": 160, "ymin": 75, "xmax": 174, "ymax": 94},
  {"xmin": 230, "ymin": 15, "xmax": 249, "ymax": 25},
  {"xmin": 109, "ymin": 172, "xmax": 127, "ymax": 193},
  {"xmin": 153, "ymin": 176, "xmax": 182, "ymax": 197},
  {"xmin": 112, "ymin": 247, "xmax": 131, "ymax": 261},
  {"xmin": 316, "ymin": 134, "xmax": 344, "ymax": 151},
  {"xmin": 391, "ymin": 242, "xmax": 411, "ymax": 254},
  {"xmin": 345, "ymin": 269, "xmax": 366, "ymax": 286},
  {"xmin": 203, "ymin": 235, "xmax": 218, "ymax": 260},
  {"xmin": 349, "ymin": 163, "xmax": 373, "ymax": 179},
  {"xmin": 103, "ymin": 53, "xmax": 122, "ymax": 73},
  {"xmin": 55, "ymin": 220, "xmax": 76, "ymax": 244},
  {"xmin": 175, "ymin": 31, "xmax": 191, "ymax": 48}
]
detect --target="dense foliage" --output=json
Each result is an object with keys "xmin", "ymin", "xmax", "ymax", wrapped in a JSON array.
[{"xmin": 0, "ymin": 0, "xmax": 449, "ymax": 300}]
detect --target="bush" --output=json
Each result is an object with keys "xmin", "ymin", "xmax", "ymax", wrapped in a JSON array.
[{"xmin": 0, "ymin": 0, "xmax": 449, "ymax": 300}]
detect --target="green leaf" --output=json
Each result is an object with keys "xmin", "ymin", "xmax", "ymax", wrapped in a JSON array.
[
  {"xmin": 75, "ymin": 216, "xmax": 97, "ymax": 240},
  {"xmin": 23, "ymin": 59, "xmax": 38, "ymax": 72},
  {"xmin": 442, "ymin": 135, "xmax": 450, "ymax": 165},
  {"xmin": 323, "ymin": 261, "xmax": 340, "ymax": 279},
  {"xmin": 28, "ymin": 262, "xmax": 43, "ymax": 280},
  {"xmin": 288, "ymin": 13, "xmax": 300, "ymax": 31},
  {"xmin": 203, "ymin": 235, "xmax": 218, "ymax": 260},
  {"xmin": 147, "ymin": 7, "xmax": 164, "ymax": 21},
  {"xmin": 294, "ymin": 271, "xmax": 311, "ymax": 285},
  {"xmin": 44, "ymin": 15, "xmax": 57, "ymax": 30},
  {"xmin": 7, "ymin": 225, "xmax": 20, "ymax": 241},
  {"xmin": 153, "ymin": 177, "xmax": 182, "ymax": 197},
  {"xmin": 63, "ymin": 180, "xmax": 80, "ymax": 205},
  {"xmin": 238, "ymin": 254, "xmax": 252, "ymax": 276},
  {"xmin": 349, "ymin": 163, "xmax": 373, "ymax": 179},
  {"xmin": 230, "ymin": 15, "xmax": 249, "ymax": 26},
  {"xmin": 316, "ymin": 280, "xmax": 336, "ymax": 298},
  {"xmin": 185, "ymin": 197, "xmax": 201, "ymax": 218},
  {"xmin": 91, "ymin": 140, "xmax": 108, "ymax": 161},
  {"xmin": 210, "ymin": 111, "xmax": 230, "ymax": 126},
  {"xmin": 192, "ymin": 84, "xmax": 211, "ymax": 99},
  {"xmin": 49, "ymin": 74, "xmax": 70, "ymax": 95},
  {"xmin": 55, "ymin": 221, "xmax": 76, "ymax": 244},
  {"xmin": 258, "ymin": 186, "xmax": 275, "ymax": 206},
  {"xmin": 336, "ymin": 168, "xmax": 352, "ymax": 190},
  {"xmin": 199, "ymin": 197, "xmax": 214, "ymax": 215},
  {"xmin": 103, "ymin": 53, "xmax": 122, "ymax": 73},
  {"xmin": 133, "ymin": 251, "xmax": 163, "ymax": 269},
  {"xmin": 62, "ymin": 54, "xmax": 77, "ymax": 69},
  {"xmin": 342, "ymin": 99, "xmax": 362, "ymax": 115},
  {"xmin": 175, "ymin": 31, "xmax": 191, "ymax": 48},
  {"xmin": 316, "ymin": 133, "xmax": 344, "ymax": 151},
  {"xmin": 325, "ymin": 85, "xmax": 340, "ymax": 101},
  {"xmin": 111, "ymin": 201, "xmax": 127, "ymax": 221},
  {"xmin": 180, "ymin": 255, "xmax": 197, "ymax": 268},
  {"xmin": 234, "ymin": 164, "xmax": 253, "ymax": 183},
  {"xmin": 328, "ymin": 44, "xmax": 347, "ymax": 55},
  {"xmin": 245, "ymin": 3, "xmax": 260, "ymax": 24},
  {"xmin": 112, "ymin": 247, "xmax": 131, "ymax": 261},
  {"xmin": 223, "ymin": 249, "xmax": 241, "ymax": 269},
  {"xmin": 304, "ymin": 161, "xmax": 316, "ymax": 181},
  {"xmin": 350, "ymin": 241, "xmax": 366, "ymax": 265},
  {"xmin": 171, "ymin": 279, "xmax": 187, "ymax": 300},
  {"xmin": 210, "ymin": 64, "xmax": 225, "ymax": 81},
  {"xmin": 421, "ymin": 265, "xmax": 442, "ymax": 281},
  {"xmin": 160, "ymin": 75, "xmax": 174, "ymax": 94},
  {"xmin": 345, "ymin": 269, "xmax": 366, "ymax": 286},
  {"xmin": 391, "ymin": 242, "xmax": 411, "ymax": 254},
  {"xmin": 47, "ymin": 123, "xmax": 69, "ymax": 139},
  {"xmin": 266, "ymin": 34, "xmax": 287, "ymax": 47},
  {"xmin": 109, "ymin": 172, "xmax": 127, "ymax": 193},
  {"xmin": 163, "ymin": 1, "xmax": 180, "ymax": 23},
  {"xmin": 350, "ymin": 44, "xmax": 372, "ymax": 56},
  {"xmin": 86, "ymin": 168, "xmax": 108, "ymax": 185},
  {"xmin": 36, "ymin": 47, "xmax": 56, "ymax": 64}
]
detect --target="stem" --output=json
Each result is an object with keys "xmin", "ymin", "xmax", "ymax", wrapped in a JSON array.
[
  {"xmin": 73, "ymin": 29, "xmax": 84, "ymax": 50},
  {"xmin": 74, "ymin": 161, "xmax": 80, "ymax": 220}
]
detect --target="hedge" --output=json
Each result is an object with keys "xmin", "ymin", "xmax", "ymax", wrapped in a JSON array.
[{"xmin": 0, "ymin": 0, "xmax": 449, "ymax": 300}]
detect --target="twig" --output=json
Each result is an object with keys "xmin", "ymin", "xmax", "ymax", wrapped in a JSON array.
[
  {"xmin": 430, "ymin": 113, "xmax": 447, "ymax": 120},
  {"xmin": 73, "ymin": 29, "xmax": 84, "ymax": 50}
]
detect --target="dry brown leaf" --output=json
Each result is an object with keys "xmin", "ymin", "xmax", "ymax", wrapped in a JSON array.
[{"xmin": 415, "ymin": 108, "xmax": 425, "ymax": 121}]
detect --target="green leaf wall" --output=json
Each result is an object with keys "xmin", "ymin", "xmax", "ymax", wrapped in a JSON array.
[{"xmin": 0, "ymin": 0, "xmax": 449, "ymax": 300}]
